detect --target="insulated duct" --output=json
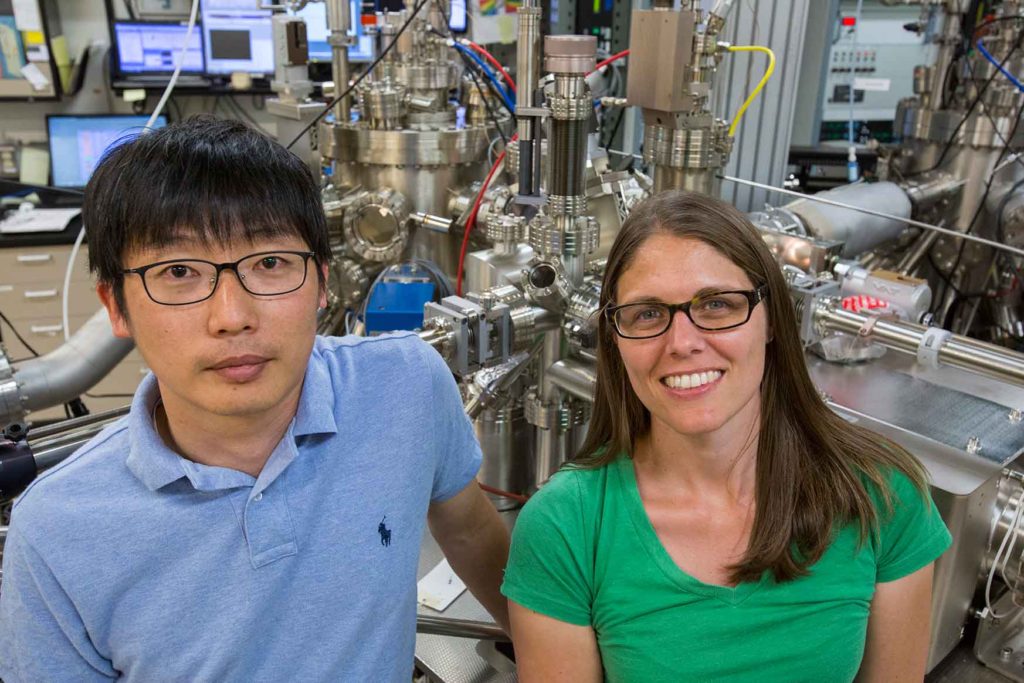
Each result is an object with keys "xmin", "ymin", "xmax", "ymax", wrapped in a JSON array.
[{"xmin": 1, "ymin": 310, "xmax": 135, "ymax": 424}]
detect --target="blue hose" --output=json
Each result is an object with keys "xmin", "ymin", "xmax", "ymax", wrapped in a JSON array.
[
  {"xmin": 977, "ymin": 39, "xmax": 1024, "ymax": 93},
  {"xmin": 451, "ymin": 42, "xmax": 515, "ymax": 112}
]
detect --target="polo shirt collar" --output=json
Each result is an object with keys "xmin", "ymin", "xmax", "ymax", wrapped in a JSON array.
[
  {"xmin": 126, "ymin": 373, "xmax": 190, "ymax": 491},
  {"xmin": 125, "ymin": 346, "xmax": 337, "ymax": 492},
  {"xmin": 292, "ymin": 343, "xmax": 338, "ymax": 439}
]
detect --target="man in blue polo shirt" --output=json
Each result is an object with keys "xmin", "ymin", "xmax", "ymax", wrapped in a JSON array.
[{"xmin": 0, "ymin": 117, "xmax": 511, "ymax": 681}]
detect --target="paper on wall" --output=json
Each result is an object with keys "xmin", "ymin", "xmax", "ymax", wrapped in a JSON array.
[
  {"xmin": 11, "ymin": 0, "xmax": 41, "ymax": 32},
  {"xmin": 18, "ymin": 147, "xmax": 48, "ymax": 186}
]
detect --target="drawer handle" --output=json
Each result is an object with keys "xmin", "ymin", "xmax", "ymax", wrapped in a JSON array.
[
  {"xmin": 24, "ymin": 289, "xmax": 58, "ymax": 300},
  {"xmin": 0, "ymin": 285, "xmax": 13, "ymax": 293},
  {"xmin": 30, "ymin": 324, "xmax": 63, "ymax": 336},
  {"xmin": 17, "ymin": 254, "xmax": 53, "ymax": 264}
]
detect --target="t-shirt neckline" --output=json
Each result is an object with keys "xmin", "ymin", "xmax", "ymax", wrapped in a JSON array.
[{"xmin": 613, "ymin": 454, "xmax": 769, "ymax": 606}]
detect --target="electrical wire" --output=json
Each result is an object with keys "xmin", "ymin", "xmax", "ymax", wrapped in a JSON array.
[
  {"xmin": 911, "ymin": 27, "xmax": 1024, "ymax": 178},
  {"xmin": 451, "ymin": 42, "xmax": 515, "ymax": 113},
  {"xmin": 286, "ymin": 0, "xmax": 431, "ymax": 150},
  {"xmin": 478, "ymin": 481, "xmax": 529, "ymax": 504},
  {"xmin": 987, "ymin": 490, "xmax": 1024, "ymax": 619},
  {"xmin": 0, "ymin": 311, "xmax": 39, "ymax": 357},
  {"xmin": 456, "ymin": 144, "xmax": 510, "ymax": 296},
  {"xmin": 589, "ymin": 49, "xmax": 630, "ymax": 75},
  {"xmin": 725, "ymin": 45, "xmax": 776, "ymax": 137},
  {"xmin": 463, "ymin": 40, "xmax": 516, "ymax": 93},
  {"xmin": 431, "ymin": 0, "xmax": 508, "ymax": 145},
  {"xmin": 977, "ymin": 39, "xmax": 1024, "ymax": 92},
  {"xmin": 57, "ymin": 0, "xmax": 201, "ymax": 347}
]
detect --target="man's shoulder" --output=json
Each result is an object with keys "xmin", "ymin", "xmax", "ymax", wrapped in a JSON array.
[
  {"xmin": 12, "ymin": 418, "xmax": 133, "ymax": 530},
  {"xmin": 314, "ymin": 331, "xmax": 431, "ymax": 363},
  {"xmin": 312, "ymin": 332, "xmax": 447, "ymax": 385}
]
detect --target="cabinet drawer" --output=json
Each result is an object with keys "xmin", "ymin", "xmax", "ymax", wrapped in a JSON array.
[
  {"xmin": 0, "ymin": 247, "xmax": 93, "ymax": 285},
  {"xmin": 0, "ymin": 313, "xmax": 98, "ymax": 360},
  {"xmin": 0, "ymin": 283, "xmax": 101, "ymax": 322}
]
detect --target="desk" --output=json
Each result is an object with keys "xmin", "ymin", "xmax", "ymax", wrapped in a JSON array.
[{"xmin": 416, "ymin": 512, "xmax": 517, "ymax": 683}]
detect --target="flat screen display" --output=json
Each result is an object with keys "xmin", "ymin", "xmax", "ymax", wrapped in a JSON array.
[
  {"xmin": 113, "ymin": 22, "xmax": 205, "ymax": 74},
  {"xmin": 48, "ymin": 115, "xmax": 167, "ymax": 188},
  {"xmin": 200, "ymin": 0, "xmax": 274, "ymax": 75}
]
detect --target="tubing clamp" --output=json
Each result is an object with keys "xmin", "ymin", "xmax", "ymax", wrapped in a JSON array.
[{"xmin": 917, "ymin": 326, "xmax": 953, "ymax": 368}]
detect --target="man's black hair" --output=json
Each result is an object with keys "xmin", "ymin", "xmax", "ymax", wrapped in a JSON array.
[{"xmin": 83, "ymin": 115, "xmax": 331, "ymax": 314}]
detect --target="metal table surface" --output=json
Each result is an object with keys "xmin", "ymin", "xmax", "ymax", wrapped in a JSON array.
[{"xmin": 415, "ymin": 512, "xmax": 518, "ymax": 683}]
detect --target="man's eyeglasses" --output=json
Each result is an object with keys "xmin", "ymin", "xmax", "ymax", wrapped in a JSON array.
[
  {"xmin": 605, "ymin": 286, "xmax": 768, "ymax": 339},
  {"xmin": 122, "ymin": 251, "xmax": 317, "ymax": 306}
]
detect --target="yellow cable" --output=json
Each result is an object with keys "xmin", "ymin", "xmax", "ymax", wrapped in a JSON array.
[{"xmin": 726, "ymin": 45, "xmax": 776, "ymax": 137}]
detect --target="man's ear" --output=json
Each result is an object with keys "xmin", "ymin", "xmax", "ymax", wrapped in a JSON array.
[
  {"xmin": 318, "ymin": 262, "xmax": 329, "ymax": 310},
  {"xmin": 97, "ymin": 282, "xmax": 132, "ymax": 339}
]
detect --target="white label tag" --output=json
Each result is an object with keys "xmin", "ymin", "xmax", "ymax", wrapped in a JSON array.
[
  {"xmin": 854, "ymin": 77, "xmax": 891, "ymax": 92},
  {"xmin": 417, "ymin": 558, "xmax": 466, "ymax": 612}
]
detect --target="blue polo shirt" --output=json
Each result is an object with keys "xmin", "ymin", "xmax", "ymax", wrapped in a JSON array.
[{"xmin": 0, "ymin": 333, "xmax": 482, "ymax": 682}]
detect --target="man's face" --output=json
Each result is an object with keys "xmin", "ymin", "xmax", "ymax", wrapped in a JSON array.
[{"xmin": 99, "ymin": 235, "xmax": 327, "ymax": 422}]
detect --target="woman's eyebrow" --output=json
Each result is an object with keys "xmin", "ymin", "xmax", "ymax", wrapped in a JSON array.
[{"xmin": 617, "ymin": 285, "xmax": 745, "ymax": 304}]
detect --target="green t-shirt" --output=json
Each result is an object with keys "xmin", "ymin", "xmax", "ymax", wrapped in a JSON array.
[{"xmin": 501, "ymin": 455, "xmax": 952, "ymax": 683}]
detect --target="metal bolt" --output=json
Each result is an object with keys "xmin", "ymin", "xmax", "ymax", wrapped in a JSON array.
[
  {"xmin": 967, "ymin": 436, "xmax": 983, "ymax": 455},
  {"xmin": 1002, "ymin": 647, "xmax": 1014, "ymax": 661},
  {"xmin": 1010, "ymin": 409, "xmax": 1023, "ymax": 424}
]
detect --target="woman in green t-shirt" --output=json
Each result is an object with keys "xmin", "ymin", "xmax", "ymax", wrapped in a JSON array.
[{"xmin": 501, "ymin": 190, "xmax": 951, "ymax": 682}]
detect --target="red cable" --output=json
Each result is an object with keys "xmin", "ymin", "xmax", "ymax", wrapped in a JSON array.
[
  {"xmin": 466, "ymin": 40, "xmax": 517, "ymax": 94},
  {"xmin": 589, "ymin": 49, "xmax": 630, "ymax": 75},
  {"xmin": 456, "ymin": 136, "xmax": 515, "ymax": 295},
  {"xmin": 478, "ymin": 481, "xmax": 530, "ymax": 503}
]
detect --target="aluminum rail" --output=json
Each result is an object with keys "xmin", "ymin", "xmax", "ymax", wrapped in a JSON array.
[
  {"xmin": 3, "ymin": 310, "xmax": 134, "ymax": 423},
  {"xmin": 719, "ymin": 174, "xmax": 1024, "ymax": 259},
  {"xmin": 814, "ymin": 300, "xmax": 1024, "ymax": 385},
  {"xmin": 416, "ymin": 614, "xmax": 508, "ymax": 641}
]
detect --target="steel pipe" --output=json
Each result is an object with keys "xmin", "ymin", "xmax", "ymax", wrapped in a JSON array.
[
  {"xmin": 720, "ymin": 174, "xmax": 1024, "ymax": 259},
  {"xmin": 814, "ymin": 300, "xmax": 1024, "ymax": 385},
  {"xmin": 416, "ymin": 614, "xmax": 508, "ymax": 641},
  {"xmin": 547, "ymin": 358, "xmax": 597, "ymax": 401},
  {"xmin": 7, "ymin": 310, "xmax": 134, "ymax": 423}
]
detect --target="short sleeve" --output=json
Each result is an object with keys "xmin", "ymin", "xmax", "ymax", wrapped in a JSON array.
[
  {"xmin": 417, "ymin": 339, "xmax": 482, "ymax": 503},
  {"xmin": 0, "ymin": 522, "xmax": 115, "ymax": 681},
  {"xmin": 501, "ymin": 470, "xmax": 594, "ymax": 626},
  {"xmin": 874, "ymin": 469, "xmax": 952, "ymax": 583}
]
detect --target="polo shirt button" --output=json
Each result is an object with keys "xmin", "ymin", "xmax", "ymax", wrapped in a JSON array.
[{"xmin": 254, "ymin": 493, "xmax": 263, "ymax": 502}]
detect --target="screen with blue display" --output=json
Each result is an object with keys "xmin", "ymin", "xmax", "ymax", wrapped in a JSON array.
[
  {"xmin": 47, "ymin": 116, "xmax": 167, "ymax": 188},
  {"xmin": 114, "ymin": 22, "xmax": 205, "ymax": 74},
  {"xmin": 200, "ymin": 0, "xmax": 274, "ymax": 75},
  {"xmin": 292, "ymin": 0, "xmax": 373, "ymax": 63}
]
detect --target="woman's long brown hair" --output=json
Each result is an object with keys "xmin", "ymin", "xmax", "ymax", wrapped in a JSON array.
[{"xmin": 573, "ymin": 190, "xmax": 927, "ymax": 584}]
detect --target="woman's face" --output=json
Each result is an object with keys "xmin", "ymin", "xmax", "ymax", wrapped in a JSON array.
[{"xmin": 613, "ymin": 233, "xmax": 769, "ymax": 442}]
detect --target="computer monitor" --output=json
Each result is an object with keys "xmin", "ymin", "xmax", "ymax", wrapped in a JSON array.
[
  {"xmin": 200, "ymin": 0, "xmax": 274, "ymax": 76},
  {"xmin": 449, "ymin": 0, "xmax": 467, "ymax": 33},
  {"xmin": 112, "ymin": 21, "xmax": 205, "ymax": 75},
  {"xmin": 292, "ymin": 0, "xmax": 374, "ymax": 63},
  {"xmin": 47, "ymin": 115, "xmax": 167, "ymax": 189}
]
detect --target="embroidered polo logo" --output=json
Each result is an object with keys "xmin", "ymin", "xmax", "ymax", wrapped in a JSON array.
[{"xmin": 378, "ymin": 516, "xmax": 392, "ymax": 547}]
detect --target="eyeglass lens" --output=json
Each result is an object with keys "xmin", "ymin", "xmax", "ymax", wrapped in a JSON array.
[
  {"xmin": 142, "ymin": 252, "xmax": 308, "ymax": 305},
  {"xmin": 614, "ymin": 292, "xmax": 754, "ymax": 337}
]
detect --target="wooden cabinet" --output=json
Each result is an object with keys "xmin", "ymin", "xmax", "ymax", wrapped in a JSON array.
[{"xmin": 0, "ymin": 243, "xmax": 144, "ymax": 424}]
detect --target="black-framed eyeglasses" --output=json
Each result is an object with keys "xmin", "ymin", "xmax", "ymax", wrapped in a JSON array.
[
  {"xmin": 122, "ymin": 251, "xmax": 317, "ymax": 306},
  {"xmin": 605, "ymin": 286, "xmax": 768, "ymax": 339}
]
